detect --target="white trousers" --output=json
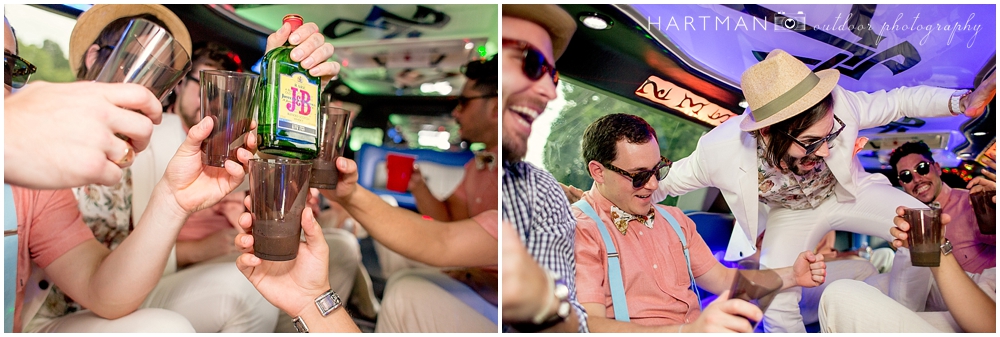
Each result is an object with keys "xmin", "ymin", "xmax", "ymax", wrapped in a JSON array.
[
  {"xmin": 819, "ymin": 279, "xmax": 960, "ymax": 333},
  {"xmin": 799, "ymin": 259, "xmax": 878, "ymax": 325},
  {"xmin": 375, "ymin": 268, "xmax": 497, "ymax": 333},
  {"xmin": 758, "ymin": 181, "xmax": 927, "ymax": 332},
  {"xmin": 27, "ymin": 308, "xmax": 195, "ymax": 332}
]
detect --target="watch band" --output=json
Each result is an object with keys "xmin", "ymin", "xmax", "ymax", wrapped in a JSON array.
[
  {"xmin": 292, "ymin": 289, "xmax": 342, "ymax": 333},
  {"xmin": 315, "ymin": 289, "xmax": 342, "ymax": 317},
  {"xmin": 941, "ymin": 239, "xmax": 953, "ymax": 256},
  {"xmin": 949, "ymin": 90, "xmax": 971, "ymax": 115},
  {"xmin": 530, "ymin": 270, "xmax": 570, "ymax": 325},
  {"xmin": 292, "ymin": 316, "xmax": 309, "ymax": 333}
]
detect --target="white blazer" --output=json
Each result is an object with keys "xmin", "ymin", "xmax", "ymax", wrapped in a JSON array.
[
  {"xmin": 653, "ymin": 85, "xmax": 957, "ymax": 260},
  {"xmin": 131, "ymin": 113, "xmax": 187, "ymax": 275}
]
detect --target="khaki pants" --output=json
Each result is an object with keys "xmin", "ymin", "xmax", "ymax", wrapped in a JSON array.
[{"xmin": 375, "ymin": 268, "xmax": 497, "ymax": 333}]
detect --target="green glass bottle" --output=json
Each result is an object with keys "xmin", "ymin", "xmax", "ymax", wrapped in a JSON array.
[{"xmin": 257, "ymin": 14, "xmax": 320, "ymax": 159}]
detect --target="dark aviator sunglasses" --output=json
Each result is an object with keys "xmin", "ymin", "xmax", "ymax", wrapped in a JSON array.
[
  {"xmin": 604, "ymin": 156, "xmax": 672, "ymax": 189},
  {"xmin": 898, "ymin": 161, "xmax": 932, "ymax": 184},
  {"xmin": 502, "ymin": 38, "xmax": 558, "ymax": 86},
  {"xmin": 779, "ymin": 115, "xmax": 846, "ymax": 156}
]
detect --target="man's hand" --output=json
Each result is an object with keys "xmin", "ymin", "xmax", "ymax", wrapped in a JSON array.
[
  {"xmin": 963, "ymin": 71, "xmax": 996, "ymax": 118},
  {"xmin": 179, "ymin": 228, "xmax": 239, "ymax": 267},
  {"xmin": 559, "ymin": 183, "xmax": 584, "ymax": 204},
  {"xmin": 501, "ymin": 221, "xmax": 553, "ymax": 323},
  {"xmin": 5, "ymin": 81, "xmax": 163, "ymax": 189},
  {"xmin": 967, "ymin": 169, "xmax": 996, "ymax": 203},
  {"xmin": 407, "ymin": 164, "xmax": 427, "ymax": 192},
  {"xmin": 791, "ymin": 251, "xmax": 826, "ymax": 287},
  {"xmin": 687, "ymin": 290, "xmax": 762, "ymax": 333},
  {"xmin": 320, "ymin": 157, "xmax": 361, "ymax": 204},
  {"xmin": 266, "ymin": 20, "xmax": 340, "ymax": 87},
  {"xmin": 890, "ymin": 206, "xmax": 953, "ymax": 249},
  {"xmin": 158, "ymin": 116, "xmax": 254, "ymax": 217},
  {"xmin": 235, "ymin": 206, "xmax": 331, "ymax": 317}
]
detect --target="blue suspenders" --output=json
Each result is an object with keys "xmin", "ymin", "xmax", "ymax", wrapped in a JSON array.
[
  {"xmin": 573, "ymin": 200, "xmax": 702, "ymax": 322},
  {"xmin": 4, "ymin": 185, "xmax": 18, "ymax": 333}
]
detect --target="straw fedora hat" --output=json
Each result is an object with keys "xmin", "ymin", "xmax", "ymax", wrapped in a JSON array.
[
  {"xmin": 69, "ymin": 4, "xmax": 191, "ymax": 75},
  {"xmin": 739, "ymin": 49, "xmax": 840, "ymax": 131},
  {"xmin": 502, "ymin": 5, "xmax": 576, "ymax": 61}
]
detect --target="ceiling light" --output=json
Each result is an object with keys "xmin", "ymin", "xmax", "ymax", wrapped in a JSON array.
[
  {"xmin": 973, "ymin": 132, "xmax": 987, "ymax": 136},
  {"xmin": 579, "ymin": 13, "xmax": 613, "ymax": 30},
  {"xmin": 465, "ymin": 42, "xmax": 475, "ymax": 50},
  {"xmin": 738, "ymin": 101, "xmax": 749, "ymax": 108}
]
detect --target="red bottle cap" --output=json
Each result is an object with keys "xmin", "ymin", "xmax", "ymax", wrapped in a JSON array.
[{"xmin": 283, "ymin": 14, "xmax": 304, "ymax": 32}]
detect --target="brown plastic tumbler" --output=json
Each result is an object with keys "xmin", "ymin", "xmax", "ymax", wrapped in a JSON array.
[
  {"xmin": 971, "ymin": 189, "xmax": 996, "ymax": 235},
  {"xmin": 310, "ymin": 106, "xmax": 352, "ymax": 189},
  {"xmin": 903, "ymin": 207, "xmax": 943, "ymax": 267},
  {"xmin": 730, "ymin": 260, "xmax": 782, "ymax": 329},
  {"xmin": 249, "ymin": 158, "xmax": 312, "ymax": 261},
  {"xmin": 199, "ymin": 69, "xmax": 259, "ymax": 167}
]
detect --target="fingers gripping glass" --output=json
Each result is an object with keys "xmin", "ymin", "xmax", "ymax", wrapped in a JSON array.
[
  {"xmin": 779, "ymin": 115, "xmax": 846, "ymax": 155},
  {"xmin": 898, "ymin": 161, "xmax": 932, "ymax": 184},
  {"xmin": 603, "ymin": 156, "xmax": 672, "ymax": 189},
  {"xmin": 4, "ymin": 51, "xmax": 37, "ymax": 88},
  {"xmin": 502, "ymin": 38, "xmax": 558, "ymax": 85}
]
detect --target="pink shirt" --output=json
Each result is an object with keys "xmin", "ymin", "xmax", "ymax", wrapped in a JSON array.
[
  {"xmin": 937, "ymin": 186, "xmax": 995, "ymax": 273},
  {"xmin": 12, "ymin": 187, "xmax": 96, "ymax": 332},
  {"xmin": 452, "ymin": 147, "xmax": 498, "ymax": 217},
  {"xmin": 573, "ymin": 190, "xmax": 718, "ymax": 326}
]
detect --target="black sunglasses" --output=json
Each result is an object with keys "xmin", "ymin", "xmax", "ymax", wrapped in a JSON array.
[
  {"xmin": 780, "ymin": 115, "xmax": 846, "ymax": 155},
  {"xmin": 4, "ymin": 51, "xmax": 37, "ymax": 89},
  {"xmin": 185, "ymin": 72, "xmax": 200, "ymax": 85},
  {"xmin": 603, "ymin": 156, "xmax": 672, "ymax": 189},
  {"xmin": 502, "ymin": 38, "xmax": 558, "ymax": 85},
  {"xmin": 898, "ymin": 161, "xmax": 932, "ymax": 184},
  {"xmin": 457, "ymin": 94, "xmax": 497, "ymax": 109}
]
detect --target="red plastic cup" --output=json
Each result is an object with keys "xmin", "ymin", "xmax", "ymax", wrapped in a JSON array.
[{"xmin": 385, "ymin": 153, "xmax": 416, "ymax": 192}]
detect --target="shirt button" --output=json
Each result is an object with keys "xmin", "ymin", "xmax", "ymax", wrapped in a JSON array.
[
  {"xmin": 653, "ymin": 264, "xmax": 658, "ymax": 269},
  {"xmin": 475, "ymin": 197, "xmax": 481, "ymax": 204},
  {"xmin": 639, "ymin": 231, "xmax": 644, "ymax": 236}
]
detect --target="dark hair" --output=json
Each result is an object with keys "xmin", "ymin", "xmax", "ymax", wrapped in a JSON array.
[
  {"xmin": 190, "ymin": 41, "xmax": 241, "ymax": 72},
  {"xmin": 463, "ymin": 54, "xmax": 497, "ymax": 96},
  {"xmin": 888, "ymin": 141, "xmax": 934, "ymax": 173},
  {"xmin": 583, "ymin": 113, "xmax": 658, "ymax": 167},
  {"xmin": 752, "ymin": 93, "xmax": 833, "ymax": 168},
  {"xmin": 76, "ymin": 14, "xmax": 169, "ymax": 80}
]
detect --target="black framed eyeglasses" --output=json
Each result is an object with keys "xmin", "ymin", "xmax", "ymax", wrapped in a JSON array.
[
  {"xmin": 4, "ymin": 51, "xmax": 37, "ymax": 89},
  {"xmin": 456, "ymin": 94, "xmax": 497, "ymax": 109},
  {"xmin": 502, "ymin": 38, "xmax": 558, "ymax": 85},
  {"xmin": 897, "ymin": 161, "xmax": 932, "ymax": 184},
  {"xmin": 603, "ymin": 156, "xmax": 672, "ymax": 189},
  {"xmin": 780, "ymin": 115, "xmax": 846, "ymax": 155}
]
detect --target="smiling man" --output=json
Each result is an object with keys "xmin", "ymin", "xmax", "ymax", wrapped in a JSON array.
[
  {"xmin": 651, "ymin": 49, "xmax": 996, "ymax": 332},
  {"xmin": 889, "ymin": 141, "xmax": 995, "ymax": 274}
]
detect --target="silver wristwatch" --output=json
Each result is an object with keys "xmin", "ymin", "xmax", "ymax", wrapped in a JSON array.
[
  {"xmin": 941, "ymin": 239, "xmax": 953, "ymax": 256},
  {"xmin": 949, "ymin": 90, "xmax": 970, "ymax": 115},
  {"xmin": 292, "ymin": 289, "xmax": 342, "ymax": 333}
]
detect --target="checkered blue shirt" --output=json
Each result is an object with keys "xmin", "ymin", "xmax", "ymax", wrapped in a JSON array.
[{"xmin": 502, "ymin": 161, "xmax": 589, "ymax": 332}]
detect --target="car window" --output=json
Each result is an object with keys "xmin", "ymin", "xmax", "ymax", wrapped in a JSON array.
[{"xmin": 525, "ymin": 78, "xmax": 709, "ymax": 206}]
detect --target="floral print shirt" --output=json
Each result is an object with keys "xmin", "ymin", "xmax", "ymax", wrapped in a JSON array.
[
  {"xmin": 37, "ymin": 169, "xmax": 132, "ymax": 320},
  {"xmin": 757, "ymin": 146, "xmax": 837, "ymax": 210}
]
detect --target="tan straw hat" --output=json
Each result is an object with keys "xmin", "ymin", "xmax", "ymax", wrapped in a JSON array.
[
  {"xmin": 69, "ymin": 4, "xmax": 191, "ymax": 75},
  {"xmin": 739, "ymin": 49, "xmax": 840, "ymax": 131},
  {"xmin": 502, "ymin": 4, "xmax": 577, "ymax": 61}
]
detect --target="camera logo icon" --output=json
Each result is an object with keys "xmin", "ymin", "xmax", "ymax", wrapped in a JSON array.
[{"xmin": 774, "ymin": 11, "xmax": 806, "ymax": 32}]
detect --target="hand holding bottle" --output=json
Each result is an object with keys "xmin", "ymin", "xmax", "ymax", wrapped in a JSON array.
[{"xmin": 265, "ymin": 17, "xmax": 340, "ymax": 86}]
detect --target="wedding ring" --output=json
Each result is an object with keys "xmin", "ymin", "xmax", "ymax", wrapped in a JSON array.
[{"xmin": 115, "ymin": 142, "xmax": 135, "ymax": 168}]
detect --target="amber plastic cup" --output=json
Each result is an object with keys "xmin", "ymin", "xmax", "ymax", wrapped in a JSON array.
[
  {"xmin": 310, "ymin": 106, "xmax": 352, "ymax": 189},
  {"xmin": 93, "ymin": 18, "xmax": 191, "ymax": 100},
  {"xmin": 385, "ymin": 153, "xmax": 417, "ymax": 192},
  {"xmin": 249, "ymin": 158, "xmax": 312, "ymax": 261},
  {"xmin": 199, "ymin": 70, "xmax": 259, "ymax": 167},
  {"xmin": 971, "ymin": 189, "xmax": 996, "ymax": 235},
  {"xmin": 903, "ymin": 207, "xmax": 943, "ymax": 267}
]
